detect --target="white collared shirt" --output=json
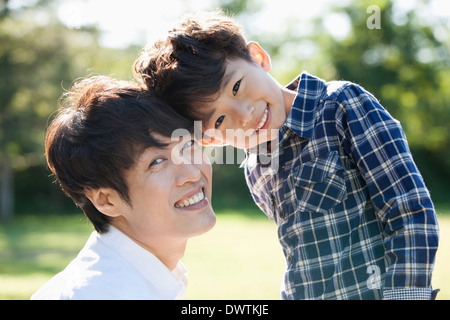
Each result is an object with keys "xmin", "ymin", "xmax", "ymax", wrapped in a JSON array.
[{"xmin": 30, "ymin": 226, "xmax": 188, "ymax": 300}]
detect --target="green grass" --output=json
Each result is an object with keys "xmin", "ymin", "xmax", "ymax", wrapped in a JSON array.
[
  {"xmin": 183, "ymin": 212, "xmax": 284, "ymax": 299},
  {"xmin": 0, "ymin": 208, "xmax": 449, "ymax": 300},
  {"xmin": 0, "ymin": 214, "xmax": 93, "ymax": 299}
]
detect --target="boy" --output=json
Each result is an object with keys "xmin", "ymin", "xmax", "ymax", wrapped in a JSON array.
[
  {"xmin": 133, "ymin": 11, "xmax": 439, "ymax": 300},
  {"xmin": 31, "ymin": 76, "xmax": 216, "ymax": 299}
]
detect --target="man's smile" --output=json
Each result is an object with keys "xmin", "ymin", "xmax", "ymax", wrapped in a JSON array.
[{"xmin": 175, "ymin": 187, "xmax": 207, "ymax": 209}]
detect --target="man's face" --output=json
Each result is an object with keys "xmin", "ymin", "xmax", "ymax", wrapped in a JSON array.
[
  {"xmin": 116, "ymin": 134, "xmax": 215, "ymax": 249},
  {"xmin": 200, "ymin": 57, "xmax": 289, "ymax": 149}
]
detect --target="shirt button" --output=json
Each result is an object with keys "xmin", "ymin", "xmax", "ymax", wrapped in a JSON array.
[
  {"xmin": 270, "ymin": 194, "xmax": 276, "ymax": 209},
  {"xmin": 279, "ymin": 210, "xmax": 286, "ymax": 219}
]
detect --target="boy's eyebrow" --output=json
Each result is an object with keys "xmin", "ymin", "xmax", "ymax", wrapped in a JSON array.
[
  {"xmin": 200, "ymin": 108, "xmax": 217, "ymax": 129},
  {"xmin": 200, "ymin": 68, "xmax": 238, "ymax": 128},
  {"xmin": 221, "ymin": 68, "xmax": 238, "ymax": 92},
  {"xmin": 196, "ymin": 65, "xmax": 239, "ymax": 129}
]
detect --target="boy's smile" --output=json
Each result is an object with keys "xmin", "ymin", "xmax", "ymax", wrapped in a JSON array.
[
  {"xmin": 201, "ymin": 42, "xmax": 297, "ymax": 149},
  {"xmin": 255, "ymin": 105, "xmax": 270, "ymax": 133}
]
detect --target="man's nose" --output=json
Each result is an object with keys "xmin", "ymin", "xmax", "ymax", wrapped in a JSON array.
[{"xmin": 175, "ymin": 161, "xmax": 202, "ymax": 186}]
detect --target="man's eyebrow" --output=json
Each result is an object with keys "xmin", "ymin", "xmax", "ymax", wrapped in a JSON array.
[{"xmin": 137, "ymin": 140, "xmax": 175, "ymax": 163}]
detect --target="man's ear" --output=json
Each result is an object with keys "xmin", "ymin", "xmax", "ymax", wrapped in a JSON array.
[
  {"xmin": 85, "ymin": 188, "xmax": 125, "ymax": 218},
  {"xmin": 247, "ymin": 41, "xmax": 271, "ymax": 72}
]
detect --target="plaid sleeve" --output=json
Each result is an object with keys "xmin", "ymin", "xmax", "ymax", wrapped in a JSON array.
[
  {"xmin": 335, "ymin": 84, "xmax": 439, "ymax": 300},
  {"xmin": 243, "ymin": 153, "xmax": 274, "ymax": 221}
]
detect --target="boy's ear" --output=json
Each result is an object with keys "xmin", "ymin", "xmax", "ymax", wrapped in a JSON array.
[
  {"xmin": 85, "ymin": 188, "xmax": 125, "ymax": 218},
  {"xmin": 247, "ymin": 41, "xmax": 271, "ymax": 72}
]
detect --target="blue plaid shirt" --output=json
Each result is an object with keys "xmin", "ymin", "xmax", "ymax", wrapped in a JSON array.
[{"xmin": 244, "ymin": 72, "xmax": 439, "ymax": 300}]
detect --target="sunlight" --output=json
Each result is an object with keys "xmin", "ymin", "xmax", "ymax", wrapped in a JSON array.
[{"xmin": 55, "ymin": 0, "xmax": 337, "ymax": 48}]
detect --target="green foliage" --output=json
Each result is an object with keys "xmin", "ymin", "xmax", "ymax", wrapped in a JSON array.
[
  {"xmin": 0, "ymin": 5, "xmax": 139, "ymax": 163},
  {"xmin": 326, "ymin": 0, "xmax": 450, "ymax": 183},
  {"xmin": 1, "ymin": 0, "xmax": 449, "ymax": 217},
  {"xmin": 0, "ymin": 1, "xmax": 140, "ymax": 218}
]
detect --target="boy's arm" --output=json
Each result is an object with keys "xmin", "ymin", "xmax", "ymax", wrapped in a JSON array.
[{"xmin": 335, "ymin": 84, "xmax": 439, "ymax": 300}]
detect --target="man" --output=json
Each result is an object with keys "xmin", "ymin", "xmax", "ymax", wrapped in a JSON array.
[{"xmin": 31, "ymin": 75, "xmax": 216, "ymax": 300}]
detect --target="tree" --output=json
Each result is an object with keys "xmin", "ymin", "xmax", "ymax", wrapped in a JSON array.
[
  {"xmin": 322, "ymin": 0, "xmax": 450, "ymax": 199},
  {"xmin": 1, "ymin": 8, "xmax": 68, "ymax": 218},
  {"xmin": 0, "ymin": 0, "xmax": 144, "ymax": 219}
]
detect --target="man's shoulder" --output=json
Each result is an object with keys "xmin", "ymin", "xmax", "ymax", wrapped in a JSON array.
[
  {"xmin": 30, "ymin": 234, "xmax": 156, "ymax": 300},
  {"xmin": 29, "ymin": 262, "xmax": 96, "ymax": 300},
  {"xmin": 30, "ymin": 254, "xmax": 158, "ymax": 300}
]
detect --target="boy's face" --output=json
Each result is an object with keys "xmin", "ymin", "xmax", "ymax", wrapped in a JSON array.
[
  {"xmin": 113, "ymin": 134, "xmax": 215, "ymax": 251},
  {"xmin": 201, "ymin": 43, "xmax": 296, "ymax": 149}
]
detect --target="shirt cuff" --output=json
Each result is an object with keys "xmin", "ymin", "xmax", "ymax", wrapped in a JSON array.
[{"xmin": 383, "ymin": 288, "xmax": 433, "ymax": 300}]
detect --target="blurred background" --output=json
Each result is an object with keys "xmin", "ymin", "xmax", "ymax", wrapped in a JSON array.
[{"xmin": 0, "ymin": 0, "xmax": 449, "ymax": 299}]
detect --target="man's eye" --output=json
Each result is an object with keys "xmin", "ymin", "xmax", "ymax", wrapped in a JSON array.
[
  {"xmin": 232, "ymin": 80, "xmax": 241, "ymax": 96},
  {"xmin": 215, "ymin": 115, "xmax": 225, "ymax": 128}
]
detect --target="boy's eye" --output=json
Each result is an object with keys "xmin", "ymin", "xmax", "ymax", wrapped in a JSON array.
[
  {"xmin": 149, "ymin": 158, "xmax": 165, "ymax": 168},
  {"xmin": 183, "ymin": 139, "xmax": 198, "ymax": 149},
  {"xmin": 215, "ymin": 115, "xmax": 225, "ymax": 128},
  {"xmin": 232, "ymin": 80, "xmax": 241, "ymax": 96}
]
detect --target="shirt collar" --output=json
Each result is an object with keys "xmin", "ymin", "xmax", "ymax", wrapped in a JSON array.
[
  {"xmin": 284, "ymin": 71, "xmax": 327, "ymax": 139},
  {"xmin": 242, "ymin": 72, "xmax": 326, "ymax": 169},
  {"xmin": 97, "ymin": 226, "xmax": 188, "ymax": 300}
]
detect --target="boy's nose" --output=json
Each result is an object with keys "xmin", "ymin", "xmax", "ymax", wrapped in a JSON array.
[{"xmin": 236, "ymin": 104, "xmax": 254, "ymax": 127}]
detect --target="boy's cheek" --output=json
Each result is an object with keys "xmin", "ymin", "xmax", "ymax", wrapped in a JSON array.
[
  {"xmin": 201, "ymin": 128, "xmax": 227, "ymax": 146},
  {"xmin": 200, "ymin": 137, "xmax": 227, "ymax": 146},
  {"xmin": 200, "ymin": 139, "xmax": 214, "ymax": 146}
]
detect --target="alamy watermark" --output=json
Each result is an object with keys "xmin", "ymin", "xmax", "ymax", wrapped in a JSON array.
[
  {"xmin": 170, "ymin": 121, "xmax": 280, "ymax": 174},
  {"xmin": 366, "ymin": 265, "xmax": 382, "ymax": 290},
  {"xmin": 367, "ymin": 5, "xmax": 381, "ymax": 30}
]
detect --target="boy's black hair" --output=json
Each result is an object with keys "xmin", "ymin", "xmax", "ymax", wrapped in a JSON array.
[{"xmin": 134, "ymin": 10, "xmax": 252, "ymax": 125}]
